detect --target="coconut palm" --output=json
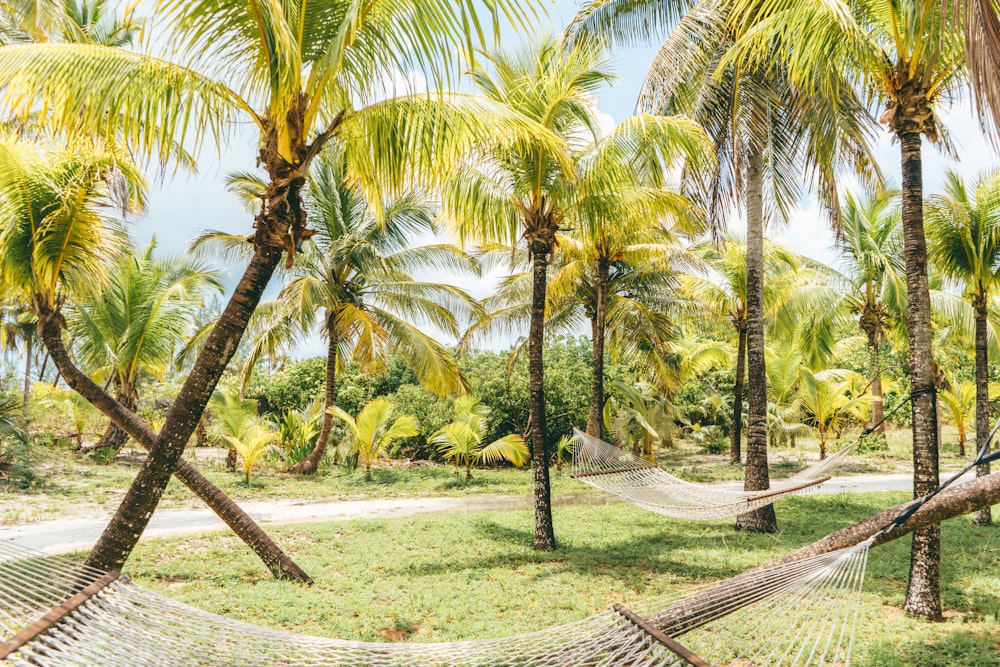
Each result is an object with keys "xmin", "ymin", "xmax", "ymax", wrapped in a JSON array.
[
  {"xmin": 330, "ymin": 398, "xmax": 419, "ymax": 479},
  {"xmin": 937, "ymin": 374, "xmax": 976, "ymax": 458},
  {"xmin": 550, "ymin": 210, "xmax": 703, "ymax": 441},
  {"xmin": 205, "ymin": 145, "xmax": 477, "ymax": 475},
  {"xmin": 0, "ymin": 138, "xmax": 318, "ymax": 583},
  {"xmin": 69, "ymin": 240, "xmax": 223, "ymax": 452},
  {"xmin": 927, "ymin": 169, "xmax": 1000, "ymax": 525},
  {"xmin": 570, "ymin": 0, "xmax": 877, "ymax": 534},
  {"xmin": 724, "ymin": 0, "xmax": 966, "ymax": 618},
  {"xmin": 224, "ymin": 425, "xmax": 275, "ymax": 487},
  {"xmin": 443, "ymin": 36, "xmax": 712, "ymax": 550},
  {"xmin": 431, "ymin": 396, "xmax": 528, "ymax": 479},
  {"xmin": 684, "ymin": 236, "xmax": 801, "ymax": 463},
  {"xmin": 835, "ymin": 187, "xmax": 906, "ymax": 440},
  {"xmin": 0, "ymin": 0, "xmax": 546, "ymax": 573},
  {"xmin": 798, "ymin": 368, "xmax": 870, "ymax": 460}
]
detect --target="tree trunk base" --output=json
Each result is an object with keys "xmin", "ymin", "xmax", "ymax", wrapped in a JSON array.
[
  {"xmin": 734, "ymin": 504, "xmax": 777, "ymax": 533},
  {"xmin": 288, "ymin": 456, "xmax": 320, "ymax": 475},
  {"xmin": 904, "ymin": 525, "xmax": 943, "ymax": 620},
  {"xmin": 972, "ymin": 507, "xmax": 992, "ymax": 525}
]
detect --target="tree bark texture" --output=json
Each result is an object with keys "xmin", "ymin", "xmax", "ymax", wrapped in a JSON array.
[
  {"xmin": 735, "ymin": 148, "xmax": 777, "ymax": 533},
  {"xmin": 731, "ymin": 325, "xmax": 746, "ymax": 464},
  {"xmin": 91, "ymin": 380, "xmax": 138, "ymax": 453},
  {"xmin": 973, "ymin": 297, "xmax": 992, "ymax": 525},
  {"xmin": 22, "ymin": 335, "xmax": 31, "ymax": 416},
  {"xmin": 866, "ymin": 326, "xmax": 886, "ymax": 439},
  {"xmin": 587, "ymin": 259, "xmax": 608, "ymax": 438},
  {"xmin": 35, "ymin": 305, "xmax": 311, "ymax": 582},
  {"xmin": 290, "ymin": 313, "xmax": 338, "ymax": 474},
  {"xmin": 898, "ymin": 130, "xmax": 942, "ymax": 620},
  {"xmin": 528, "ymin": 242, "xmax": 556, "ymax": 551}
]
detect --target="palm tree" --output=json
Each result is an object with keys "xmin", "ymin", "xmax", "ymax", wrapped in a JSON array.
[
  {"xmin": 798, "ymin": 368, "xmax": 870, "ymax": 460},
  {"xmin": 70, "ymin": 240, "xmax": 223, "ymax": 452},
  {"xmin": 570, "ymin": 0, "xmax": 876, "ymax": 534},
  {"xmin": 835, "ymin": 187, "xmax": 906, "ymax": 440},
  {"xmin": 330, "ymin": 398, "xmax": 419, "ymax": 479},
  {"xmin": 431, "ymin": 396, "xmax": 528, "ymax": 479},
  {"xmin": 685, "ymin": 236, "xmax": 801, "ymax": 464},
  {"xmin": 224, "ymin": 424, "xmax": 275, "ymax": 486},
  {"xmin": 206, "ymin": 145, "xmax": 476, "ymax": 475},
  {"xmin": 725, "ymin": 0, "xmax": 966, "ymax": 618},
  {"xmin": 551, "ymin": 208, "xmax": 704, "ymax": 441},
  {"xmin": 0, "ymin": 0, "xmax": 544, "ymax": 573},
  {"xmin": 927, "ymin": 169, "xmax": 1000, "ymax": 526},
  {"xmin": 444, "ymin": 36, "xmax": 711, "ymax": 550},
  {"xmin": 937, "ymin": 373, "xmax": 976, "ymax": 457}
]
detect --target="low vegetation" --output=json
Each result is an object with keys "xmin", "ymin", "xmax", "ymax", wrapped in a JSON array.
[{"xmin": 123, "ymin": 495, "xmax": 1000, "ymax": 666}]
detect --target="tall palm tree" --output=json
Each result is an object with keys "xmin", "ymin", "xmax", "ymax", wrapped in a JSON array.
[
  {"xmin": 685, "ymin": 236, "xmax": 800, "ymax": 464},
  {"xmin": 725, "ymin": 0, "xmax": 966, "ymax": 618},
  {"xmin": 0, "ymin": 0, "xmax": 545, "ymax": 573},
  {"xmin": 443, "ymin": 36, "xmax": 711, "ymax": 550},
  {"xmin": 199, "ymin": 144, "xmax": 477, "ymax": 475},
  {"xmin": 552, "ymin": 198, "xmax": 704, "ymax": 441},
  {"xmin": 0, "ymin": 137, "xmax": 322, "ymax": 581},
  {"xmin": 927, "ymin": 169, "xmax": 1000, "ymax": 526},
  {"xmin": 70, "ymin": 240, "xmax": 223, "ymax": 452},
  {"xmin": 835, "ymin": 187, "xmax": 906, "ymax": 440},
  {"xmin": 569, "ymin": 0, "xmax": 876, "ymax": 534}
]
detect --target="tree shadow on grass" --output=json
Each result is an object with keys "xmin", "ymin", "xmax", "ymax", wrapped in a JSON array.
[{"xmin": 856, "ymin": 629, "xmax": 1000, "ymax": 667}]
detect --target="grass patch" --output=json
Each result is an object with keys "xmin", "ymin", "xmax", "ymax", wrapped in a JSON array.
[{"xmin": 122, "ymin": 492, "xmax": 1000, "ymax": 665}]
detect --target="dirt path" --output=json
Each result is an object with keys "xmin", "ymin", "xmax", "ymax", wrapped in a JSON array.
[{"xmin": 0, "ymin": 472, "xmax": 973, "ymax": 554}]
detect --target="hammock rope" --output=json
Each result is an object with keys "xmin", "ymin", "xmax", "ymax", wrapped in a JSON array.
[
  {"xmin": 570, "ymin": 429, "xmax": 848, "ymax": 520},
  {"xmin": 0, "ymin": 538, "xmax": 872, "ymax": 666}
]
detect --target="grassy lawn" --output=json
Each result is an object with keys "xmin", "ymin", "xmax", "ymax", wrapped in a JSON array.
[
  {"xmin": 0, "ymin": 425, "xmax": 976, "ymax": 524},
  {"xmin": 119, "ymin": 492, "xmax": 1000, "ymax": 666}
]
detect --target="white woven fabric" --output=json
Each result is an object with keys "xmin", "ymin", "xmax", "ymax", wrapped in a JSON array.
[
  {"xmin": 571, "ymin": 430, "xmax": 853, "ymax": 520},
  {"xmin": 0, "ymin": 538, "xmax": 870, "ymax": 666}
]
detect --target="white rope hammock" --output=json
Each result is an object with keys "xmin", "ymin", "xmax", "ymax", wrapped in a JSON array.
[
  {"xmin": 571, "ymin": 430, "xmax": 854, "ymax": 520},
  {"xmin": 0, "ymin": 538, "xmax": 872, "ymax": 666}
]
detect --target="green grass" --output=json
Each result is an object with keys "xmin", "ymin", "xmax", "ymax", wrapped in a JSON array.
[
  {"xmin": 0, "ymin": 423, "xmax": 976, "ymax": 523},
  {"xmin": 121, "ymin": 492, "xmax": 1000, "ymax": 665}
]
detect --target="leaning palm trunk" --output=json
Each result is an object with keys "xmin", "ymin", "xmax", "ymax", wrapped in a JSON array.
[
  {"xmin": 735, "ymin": 148, "xmax": 777, "ymax": 534},
  {"xmin": 528, "ymin": 234, "xmax": 556, "ymax": 551},
  {"xmin": 731, "ymin": 324, "xmax": 747, "ymax": 463},
  {"xmin": 898, "ymin": 128, "xmax": 942, "ymax": 620},
  {"xmin": 586, "ymin": 259, "xmax": 608, "ymax": 438},
  {"xmin": 973, "ymin": 298, "xmax": 992, "ymax": 525},
  {"xmin": 290, "ymin": 316, "xmax": 337, "ymax": 474},
  {"xmin": 35, "ymin": 305, "xmax": 311, "ymax": 582}
]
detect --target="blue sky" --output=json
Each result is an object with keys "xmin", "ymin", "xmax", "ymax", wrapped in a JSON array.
[{"xmin": 132, "ymin": 1, "xmax": 994, "ymax": 352}]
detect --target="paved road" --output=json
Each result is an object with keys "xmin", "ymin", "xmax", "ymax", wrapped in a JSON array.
[{"xmin": 0, "ymin": 471, "xmax": 975, "ymax": 554}]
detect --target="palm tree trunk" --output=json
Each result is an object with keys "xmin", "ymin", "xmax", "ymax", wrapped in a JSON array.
[
  {"xmin": 290, "ymin": 314, "xmax": 337, "ymax": 474},
  {"xmin": 867, "ymin": 327, "xmax": 886, "ymax": 438},
  {"xmin": 37, "ymin": 350, "xmax": 48, "ymax": 382},
  {"xmin": 83, "ymin": 244, "xmax": 297, "ymax": 575},
  {"xmin": 587, "ymin": 259, "xmax": 608, "ymax": 438},
  {"xmin": 731, "ymin": 325, "xmax": 747, "ymax": 464},
  {"xmin": 898, "ymin": 130, "xmax": 942, "ymax": 620},
  {"xmin": 735, "ymin": 147, "xmax": 777, "ymax": 534},
  {"xmin": 35, "ymin": 301, "xmax": 312, "ymax": 583},
  {"xmin": 528, "ymin": 239, "xmax": 556, "ymax": 551},
  {"xmin": 22, "ymin": 335, "xmax": 31, "ymax": 416},
  {"xmin": 973, "ymin": 297, "xmax": 992, "ymax": 525},
  {"xmin": 91, "ymin": 379, "xmax": 138, "ymax": 453}
]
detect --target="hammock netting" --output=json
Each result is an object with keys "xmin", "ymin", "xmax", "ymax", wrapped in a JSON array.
[
  {"xmin": 571, "ymin": 430, "xmax": 854, "ymax": 520},
  {"xmin": 0, "ymin": 538, "xmax": 872, "ymax": 666}
]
